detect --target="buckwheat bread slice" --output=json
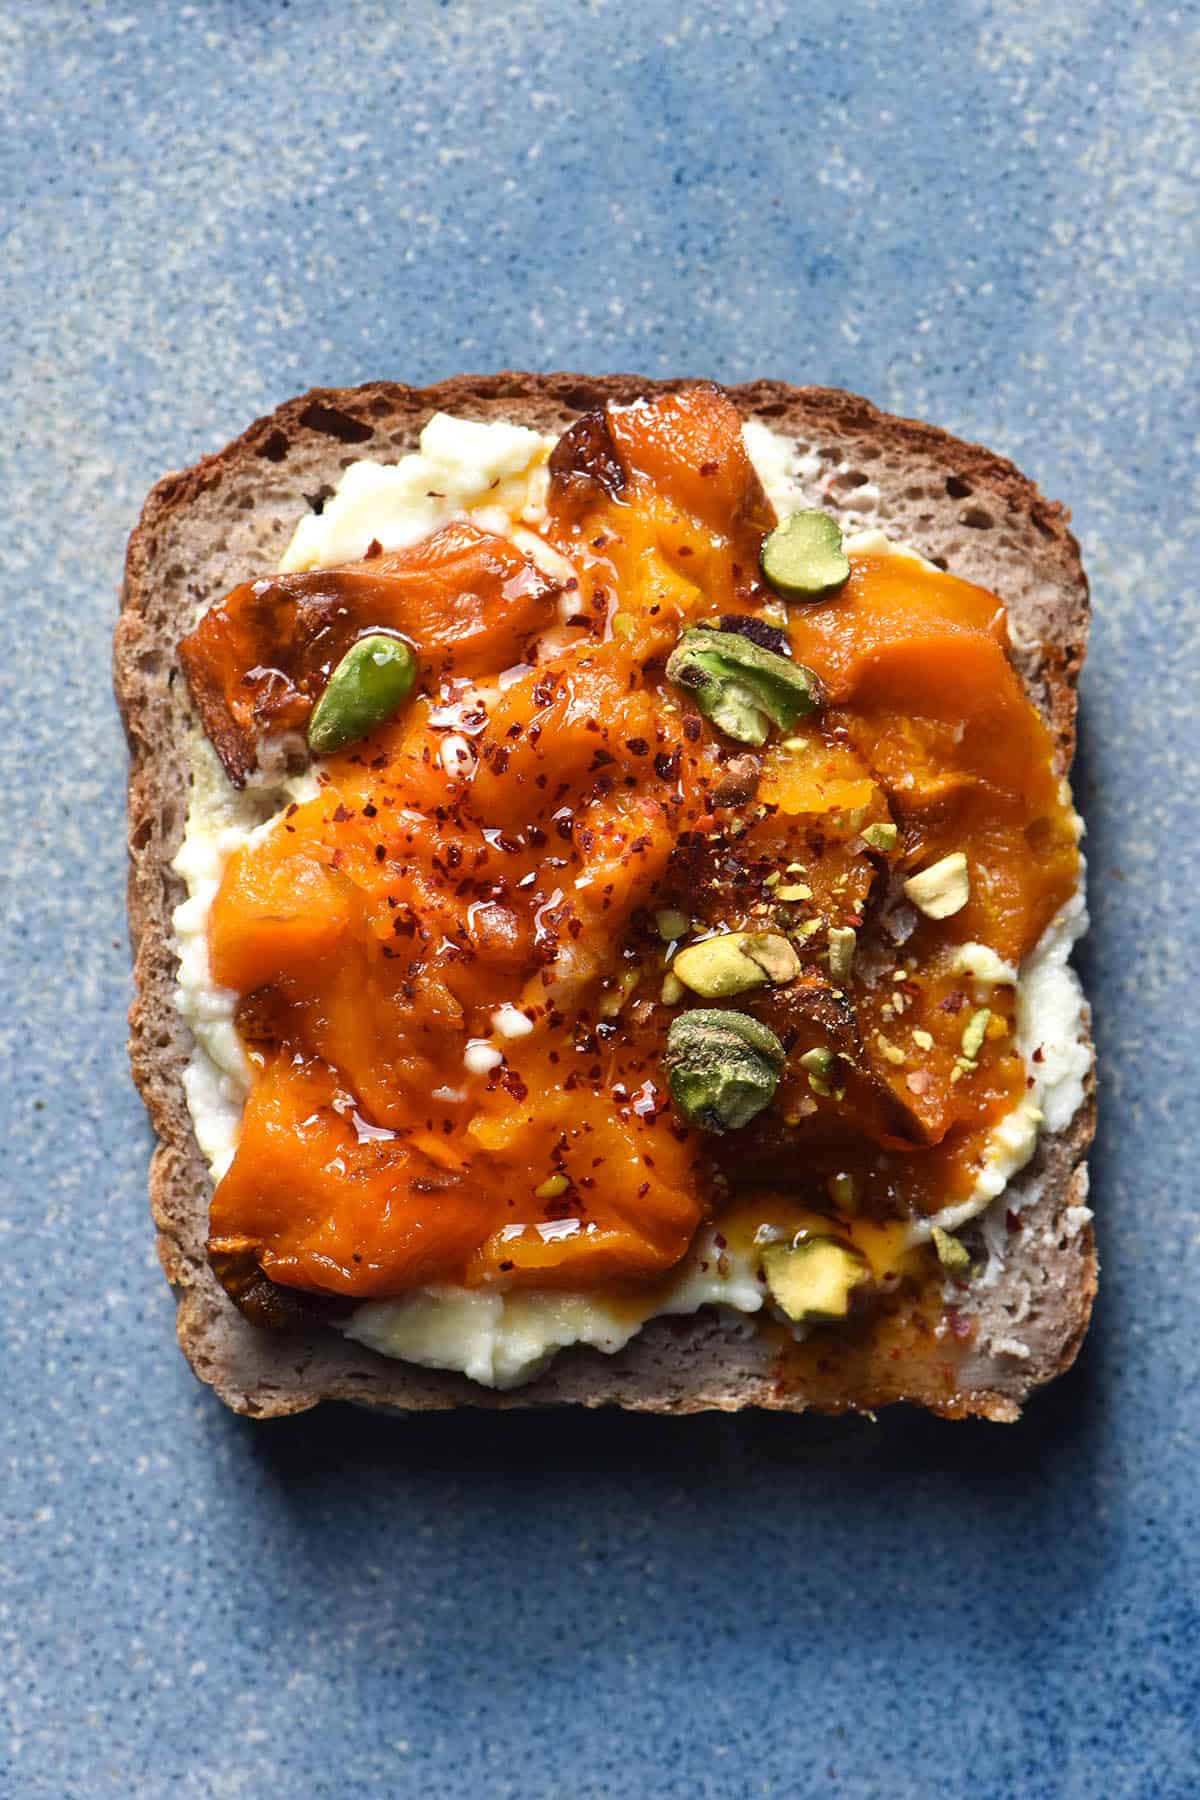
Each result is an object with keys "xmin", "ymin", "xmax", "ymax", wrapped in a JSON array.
[{"xmin": 115, "ymin": 373, "xmax": 1096, "ymax": 1421}]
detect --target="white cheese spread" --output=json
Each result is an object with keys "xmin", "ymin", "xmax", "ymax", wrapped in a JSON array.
[
  {"xmin": 279, "ymin": 412, "xmax": 554, "ymax": 573},
  {"xmin": 169, "ymin": 414, "xmax": 1092, "ymax": 1388}
]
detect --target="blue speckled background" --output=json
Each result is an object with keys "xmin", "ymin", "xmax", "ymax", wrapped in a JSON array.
[{"xmin": 2, "ymin": 2, "xmax": 1197, "ymax": 1795}]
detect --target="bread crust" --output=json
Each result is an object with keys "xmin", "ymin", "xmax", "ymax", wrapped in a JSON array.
[{"xmin": 115, "ymin": 373, "xmax": 1096, "ymax": 1420}]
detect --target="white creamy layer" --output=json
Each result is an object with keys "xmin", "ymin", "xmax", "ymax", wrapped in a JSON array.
[
  {"xmin": 345, "ymin": 1226, "xmax": 765, "ymax": 1389},
  {"xmin": 171, "ymin": 412, "xmax": 1091, "ymax": 1387}
]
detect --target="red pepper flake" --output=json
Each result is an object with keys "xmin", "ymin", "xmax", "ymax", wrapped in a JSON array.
[
  {"xmin": 1006, "ymin": 1209, "xmax": 1022, "ymax": 1234},
  {"xmin": 683, "ymin": 716, "xmax": 702, "ymax": 742},
  {"xmin": 374, "ymin": 844, "xmax": 386, "ymax": 862},
  {"xmin": 946, "ymin": 1309, "xmax": 974, "ymax": 1343},
  {"xmin": 331, "ymin": 803, "xmax": 353, "ymax": 823},
  {"xmin": 362, "ymin": 802, "xmax": 377, "ymax": 818},
  {"xmin": 699, "ymin": 460, "xmax": 719, "ymax": 477},
  {"xmin": 364, "ymin": 538, "xmax": 383, "ymax": 559},
  {"xmin": 1032, "ymin": 1046, "xmax": 1046, "ymax": 1063}
]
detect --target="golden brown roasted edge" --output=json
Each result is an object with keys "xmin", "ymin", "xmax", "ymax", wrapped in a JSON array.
[{"xmin": 115, "ymin": 373, "xmax": 1096, "ymax": 1420}]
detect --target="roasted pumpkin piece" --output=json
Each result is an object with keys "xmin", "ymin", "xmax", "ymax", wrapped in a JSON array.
[{"xmin": 180, "ymin": 521, "xmax": 558, "ymax": 783}]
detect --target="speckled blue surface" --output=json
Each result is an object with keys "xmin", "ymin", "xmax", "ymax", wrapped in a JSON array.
[{"xmin": 2, "ymin": 2, "xmax": 1197, "ymax": 1795}]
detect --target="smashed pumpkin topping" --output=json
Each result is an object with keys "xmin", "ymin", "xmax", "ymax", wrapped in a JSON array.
[{"xmin": 180, "ymin": 387, "xmax": 1079, "ymax": 1311}]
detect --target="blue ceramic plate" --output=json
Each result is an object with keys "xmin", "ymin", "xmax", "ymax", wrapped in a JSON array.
[{"xmin": 3, "ymin": 3, "xmax": 1195, "ymax": 1795}]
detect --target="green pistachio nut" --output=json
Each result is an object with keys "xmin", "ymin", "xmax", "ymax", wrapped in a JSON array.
[
  {"xmin": 665, "ymin": 627, "xmax": 820, "ymax": 747},
  {"xmin": 672, "ymin": 931, "xmax": 801, "ymax": 999},
  {"xmin": 761, "ymin": 1234, "xmax": 870, "ymax": 1322},
  {"xmin": 307, "ymin": 633, "xmax": 418, "ymax": 757},
  {"xmin": 960, "ymin": 1008, "xmax": 992, "ymax": 1062},
  {"xmin": 760, "ymin": 509, "xmax": 851, "ymax": 601},
  {"xmin": 931, "ymin": 1226, "xmax": 972, "ymax": 1275},
  {"xmin": 827, "ymin": 926, "xmax": 857, "ymax": 982},
  {"xmin": 664, "ymin": 1007, "xmax": 785, "ymax": 1132},
  {"xmin": 861, "ymin": 822, "xmax": 899, "ymax": 854}
]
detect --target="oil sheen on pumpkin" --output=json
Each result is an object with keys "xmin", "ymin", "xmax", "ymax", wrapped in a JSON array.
[{"xmin": 188, "ymin": 388, "xmax": 1079, "ymax": 1302}]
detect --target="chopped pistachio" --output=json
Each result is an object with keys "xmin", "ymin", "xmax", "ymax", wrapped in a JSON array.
[
  {"xmin": 534, "ymin": 1173, "xmax": 570, "ymax": 1201},
  {"xmin": 762, "ymin": 1235, "xmax": 869, "ymax": 1323},
  {"xmin": 827, "ymin": 926, "xmax": 857, "ymax": 981},
  {"xmin": 665, "ymin": 1008, "xmax": 785, "ymax": 1132},
  {"xmin": 655, "ymin": 907, "xmax": 690, "ymax": 942},
  {"xmin": 903, "ymin": 852, "xmax": 970, "ymax": 919},
  {"xmin": 763, "ymin": 870, "xmax": 781, "ymax": 888},
  {"xmin": 799, "ymin": 1047, "xmax": 837, "ymax": 1078},
  {"xmin": 611, "ymin": 611, "xmax": 637, "ymax": 641},
  {"xmin": 660, "ymin": 971, "xmax": 685, "ymax": 1005},
  {"xmin": 911, "ymin": 1028, "xmax": 935, "ymax": 1051},
  {"xmin": 931, "ymin": 1226, "xmax": 972, "ymax": 1274},
  {"xmin": 796, "ymin": 916, "xmax": 823, "ymax": 938},
  {"xmin": 874, "ymin": 1032, "xmax": 907, "ymax": 1066},
  {"xmin": 776, "ymin": 882, "xmax": 813, "ymax": 902},
  {"xmin": 760, "ymin": 509, "xmax": 851, "ymax": 601},
  {"xmin": 960, "ymin": 1007, "xmax": 991, "ymax": 1061},
  {"xmin": 666, "ymin": 626, "xmax": 821, "ymax": 746},
  {"xmin": 672, "ymin": 930, "xmax": 801, "ymax": 998},
  {"xmin": 861, "ymin": 821, "xmax": 899, "ymax": 854},
  {"xmin": 786, "ymin": 861, "xmax": 807, "ymax": 874}
]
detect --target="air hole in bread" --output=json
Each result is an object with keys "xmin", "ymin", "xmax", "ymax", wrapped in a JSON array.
[
  {"xmin": 945, "ymin": 474, "xmax": 973, "ymax": 499},
  {"xmin": 832, "ymin": 470, "xmax": 870, "ymax": 491},
  {"xmin": 257, "ymin": 428, "xmax": 290, "ymax": 464},
  {"xmin": 297, "ymin": 401, "xmax": 374, "ymax": 445},
  {"xmin": 130, "ymin": 817, "xmax": 154, "ymax": 852},
  {"xmin": 962, "ymin": 507, "xmax": 994, "ymax": 530},
  {"xmin": 366, "ymin": 395, "xmax": 395, "ymax": 419},
  {"xmin": 235, "ymin": 491, "xmax": 255, "ymax": 512},
  {"xmin": 903, "ymin": 484, "xmax": 927, "ymax": 501},
  {"xmin": 304, "ymin": 485, "xmax": 335, "ymax": 515},
  {"xmin": 136, "ymin": 649, "xmax": 162, "ymax": 676},
  {"xmin": 561, "ymin": 385, "xmax": 600, "ymax": 412},
  {"xmin": 929, "ymin": 554, "xmax": 950, "ymax": 571},
  {"xmin": 1032, "ymin": 513, "xmax": 1058, "ymax": 540}
]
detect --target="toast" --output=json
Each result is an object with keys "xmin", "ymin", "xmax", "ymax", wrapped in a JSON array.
[{"xmin": 115, "ymin": 374, "xmax": 1096, "ymax": 1420}]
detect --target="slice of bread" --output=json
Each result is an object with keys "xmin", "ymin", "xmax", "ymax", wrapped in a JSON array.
[{"xmin": 115, "ymin": 374, "xmax": 1096, "ymax": 1421}]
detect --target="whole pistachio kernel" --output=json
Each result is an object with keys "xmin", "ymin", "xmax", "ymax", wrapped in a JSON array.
[
  {"xmin": 760, "ymin": 509, "xmax": 851, "ymax": 601},
  {"xmin": 672, "ymin": 931, "xmax": 801, "ymax": 998},
  {"xmin": 666, "ymin": 627, "xmax": 820, "ymax": 748},
  {"xmin": 665, "ymin": 1008, "xmax": 785, "ymax": 1132},
  {"xmin": 307, "ymin": 634, "xmax": 418, "ymax": 757}
]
